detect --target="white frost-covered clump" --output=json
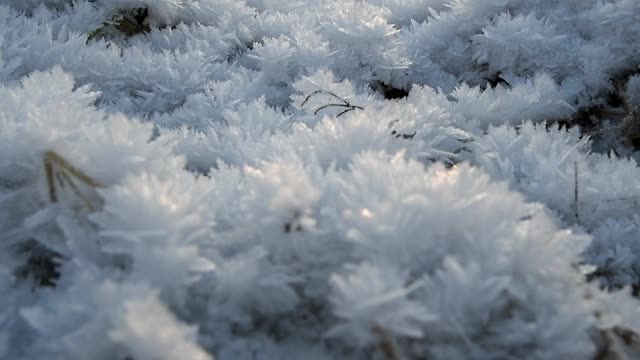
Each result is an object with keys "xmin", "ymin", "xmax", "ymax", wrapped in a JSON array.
[{"xmin": 2, "ymin": 1, "xmax": 640, "ymax": 359}]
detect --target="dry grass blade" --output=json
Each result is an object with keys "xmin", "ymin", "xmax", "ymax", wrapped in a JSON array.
[
  {"xmin": 372, "ymin": 325, "xmax": 405, "ymax": 360},
  {"xmin": 45, "ymin": 151, "xmax": 103, "ymax": 188},
  {"xmin": 44, "ymin": 157, "xmax": 56, "ymax": 202},
  {"xmin": 43, "ymin": 150, "xmax": 104, "ymax": 212}
]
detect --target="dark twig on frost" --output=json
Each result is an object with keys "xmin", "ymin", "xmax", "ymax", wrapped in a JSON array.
[
  {"xmin": 301, "ymin": 90, "xmax": 364, "ymax": 118},
  {"xmin": 388, "ymin": 119, "xmax": 417, "ymax": 140},
  {"xmin": 371, "ymin": 325, "xmax": 404, "ymax": 360},
  {"xmin": 390, "ymin": 129, "xmax": 417, "ymax": 140},
  {"xmin": 44, "ymin": 158, "xmax": 56, "ymax": 203}
]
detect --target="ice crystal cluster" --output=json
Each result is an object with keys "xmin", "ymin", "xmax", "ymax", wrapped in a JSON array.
[{"xmin": 2, "ymin": 1, "xmax": 640, "ymax": 359}]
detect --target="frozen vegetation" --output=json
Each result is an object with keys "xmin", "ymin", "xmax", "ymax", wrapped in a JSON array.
[{"xmin": 1, "ymin": 0, "xmax": 640, "ymax": 358}]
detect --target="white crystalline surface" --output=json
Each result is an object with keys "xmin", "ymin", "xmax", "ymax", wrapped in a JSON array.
[{"xmin": 1, "ymin": 1, "xmax": 640, "ymax": 359}]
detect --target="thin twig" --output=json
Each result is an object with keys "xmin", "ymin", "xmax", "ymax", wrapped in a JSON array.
[
  {"xmin": 300, "ymin": 89, "xmax": 364, "ymax": 117},
  {"xmin": 313, "ymin": 102, "xmax": 353, "ymax": 115},
  {"xmin": 336, "ymin": 108, "xmax": 356, "ymax": 118},
  {"xmin": 300, "ymin": 90, "xmax": 325, "ymax": 107}
]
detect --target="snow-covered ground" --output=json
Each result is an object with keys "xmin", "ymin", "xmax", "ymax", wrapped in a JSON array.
[{"xmin": 2, "ymin": 1, "xmax": 640, "ymax": 359}]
